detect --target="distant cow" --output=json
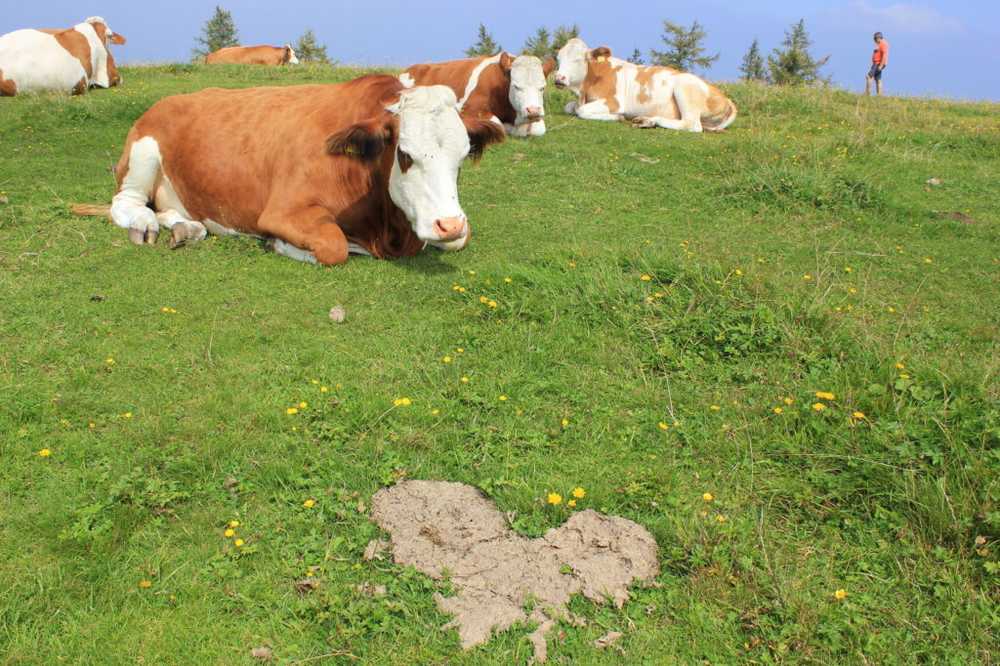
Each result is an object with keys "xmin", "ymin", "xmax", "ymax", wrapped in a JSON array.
[
  {"xmin": 554, "ymin": 38, "xmax": 737, "ymax": 133},
  {"xmin": 205, "ymin": 45, "xmax": 300, "ymax": 65},
  {"xmin": 75, "ymin": 76, "xmax": 504, "ymax": 264},
  {"xmin": 0, "ymin": 17, "xmax": 126, "ymax": 96},
  {"xmin": 402, "ymin": 52, "xmax": 554, "ymax": 138}
]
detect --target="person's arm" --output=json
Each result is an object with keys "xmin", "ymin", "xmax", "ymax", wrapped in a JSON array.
[{"xmin": 880, "ymin": 43, "xmax": 888, "ymax": 69}]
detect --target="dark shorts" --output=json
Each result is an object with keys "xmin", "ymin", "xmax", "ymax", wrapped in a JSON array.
[{"xmin": 868, "ymin": 63, "xmax": 884, "ymax": 80}]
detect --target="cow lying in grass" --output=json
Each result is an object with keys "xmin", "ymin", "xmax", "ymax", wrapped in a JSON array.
[
  {"xmin": 72, "ymin": 76, "xmax": 504, "ymax": 264},
  {"xmin": 402, "ymin": 52, "xmax": 554, "ymax": 138},
  {"xmin": 205, "ymin": 45, "xmax": 300, "ymax": 65},
  {"xmin": 554, "ymin": 38, "xmax": 736, "ymax": 133},
  {"xmin": 0, "ymin": 16, "xmax": 125, "ymax": 96}
]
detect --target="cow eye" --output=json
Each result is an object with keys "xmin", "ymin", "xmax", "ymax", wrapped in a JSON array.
[{"xmin": 397, "ymin": 147, "xmax": 414, "ymax": 173}]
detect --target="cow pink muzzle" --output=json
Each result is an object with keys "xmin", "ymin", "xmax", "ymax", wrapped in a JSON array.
[{"xmin": 434, "ymin": 216, "xmax": 467, "ymax": 242}]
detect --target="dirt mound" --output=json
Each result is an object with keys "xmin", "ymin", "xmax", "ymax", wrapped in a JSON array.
[{"xmin": 370, "ymin": 480, "xmax": 659, "ymax": 662}]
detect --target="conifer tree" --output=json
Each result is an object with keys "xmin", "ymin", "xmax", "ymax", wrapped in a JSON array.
[
  {"xmin": 193, "ymin": 6, "xmax": 239, "ymax": 59},
  {"xmin": 649, "ymin": 20, "xmax": 719, "ymax": 72}
]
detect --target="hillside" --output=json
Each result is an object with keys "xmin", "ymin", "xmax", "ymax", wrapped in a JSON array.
[{"xmin": 1, "ymin": 64, "xmax": 998, "ymax": 664}]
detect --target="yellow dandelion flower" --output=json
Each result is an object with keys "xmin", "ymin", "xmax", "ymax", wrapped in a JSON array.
[
  {"xmin": 442, "ymin": 355, "xmax": 452, "ymax": 363},
  {"xmin": 848, "ymin": 287, "xmax": 858, "ymax": 294},
  {"xmin": 640, "ymin": 274, "xmax": 652, "ymax": 282},
  {"xmin": 224, "ymin": 528, "xmax": 235, "ymax": 538},
  {"xmin": 710, "ymin": 405, "xmax": 720, "ymax": 411},
  {"xmin": 299, "ymin": 401, "xmax": 308, "ymax": 409},
  {"xmin": 105, "ymin": 357, "xmax": 116, "ymax": 365},
  {"xmin": 303, "ymin": 499, "xmax": 316, "ymax": 509},
  {"xmin": 479, "ymin": 296, "xmax": 489, "ymax": 304},
  {"xmin": 310, "ymin": 379, "xmax": 319, "ymax": 385},
  {"xmin": 923, "ymin": 257, "xmax": 933, "ymax": 264},
  {"xmin": 834, "ymin": 588, "xmax": 847, "ymax": 600},
  {"xmin": 844, "ymin": 266, "xmax": 853, "ymax": 273},
  {"xmin": 852, "ymin": 411, "xmax": 866, "ymax": 420},
  {"xmin": 702, "ymin": 492, "xmax": 714, "ymax": 502},
  {"xmin": 38, "ymin": 448, "xmax": 51, "ymax": 457},
  {"xmin": 547, "ymin": 492, "xmax": 563, "ymax": 505},
  {"xmin": 468, "ymin": 270, "xmax": 476, "ymax": 276},
  {"xmin": 320, "ymin": 386, "xmax": 329, "ymax": 393},
  {"xmin": 568, "ymin": 261, "xmax": 576, "ymax": 268},
  {"xmin": 572, "ymin": 487, "xmax": 586, "ymax": 499},
  {"xmin": 895, "ymin": 362, "xmax": 905, "ymax": 370},
  {"xmin": 234, "ymin": 538, "xmax": 245, "ymax": 547},
  {"xmin": 286, "ymin": 407, "xmax": 298, "ymax": 415},
  {"xmin": 458, "ymin": 287, "xmax": 466, "ymax": 293},
  {"xmin": 658, "ymin": 421, "xmax": 669, "ymax": 431},
  {"xmin": 815, "ymin": 391, "xmax": 836, "ymax": 401},
  {"xmin": 567, "ymin": 499, "xmax": 577, "ymax": 508},
  {"xmin": 561, "ymin": 418, "xmax": 569, "ymax": 428},
  {"xmin": 88, "ymin": 422, "xmax": 96, "ymax": 429},
  {"xmin": 122, "ymin": 412, "xmax": 132, "ymax": 419},
  {"xmin": 504, "ymin": 277, "xmax": 512, "ymax": 284},
  {"xmin": 784, "ymin": 397, "xmax": 794, "ymax": 405},
  {"xmin": 887, "ymin": 306, "xmax": 896, "ymax": 313},
  {"xmin": 735, "ymin": 269, "xmax": 743, "ymax": 276},
  {"xmin": 803, "ymin": 274, "xmax": 812, "ymax": 281},
  {"xmin": 393, "ymin": 397, "xmax": 412, "ymax": 407},
  {"xmin": 228, "ymin": 520, "xmax": 240, "ymax": 528},
  {"xmin": 498, "ymin": 395, "xmax": 508, "ymax": 401},
  {"xmin": 716, "ymin": 515, "xmax": 727, "ymax": 523},
  {"xmin": 431, "ymin": 408, "xmax": 440, "ymax": 416},
  {"xmin": 139, "ymin": 579, "xmax": 152, "ymax": 589},
  {"xmin": 488, "ymin": 300, "xmax": 497, "ymax": 308},
  {"xmin": 773, "ymin": 407, "xmax": 783, "ymax": 415},
  {"xmin": 460, "ymin": 376, "xmax": 470, "ymax": 383},
  {"xmin": 456, "ymin": 348, "xmax": 465, "ymax": 354},
  {"xmin": 899, "ymin": 373, "xmax": 910, "ymax": 380},
  {"xmin": 812, "ymin": 402, "xmax": 827, "ymax": 412}
]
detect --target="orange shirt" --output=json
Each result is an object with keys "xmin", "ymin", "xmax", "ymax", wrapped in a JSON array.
[{"xmin": 872, "ymin": 40, "xmax": 889, "ymax": 64}]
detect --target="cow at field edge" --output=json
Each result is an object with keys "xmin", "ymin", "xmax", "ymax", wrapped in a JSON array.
[
  {"xmin": 554, "ymin": 38, "xmax": 737, "ymax": 133},
  {"xmin": 0, "ymin": 17, "xmax": 126, "ymax": 96},
  {"xmin": 402, "ymin": 52, "xmax": 554, "ymax": 138},
  {"xmin": 75, "ymin": 76, "xmax": 504, "ymax": 265},
  {"xmin": 205, "ymin": 45, "xmax": 300, "ymax": 65}
]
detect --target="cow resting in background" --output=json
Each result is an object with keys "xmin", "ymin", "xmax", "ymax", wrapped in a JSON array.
[
  {"xmin": 402, "ymin": 52, "xmax": 554, "ymax": 138},
  {"xmin": 554, "ymin": 38, "xmax": 737, "ymax": 132},
  {"xmin": 72, "ymin": 76, "xmax": 505, "ymax": 265},
  {"xmin": 205, "ymin": 45, "xmax": 300, "ymax": 65},
  {"xmin": 0, "ymin": 17, "xmax": 126, "ymax": 96}
]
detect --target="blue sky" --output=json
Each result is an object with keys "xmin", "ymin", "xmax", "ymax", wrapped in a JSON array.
[{"xmin": 4, "ymin": 1, "xmax": 998, "ymax": 100}]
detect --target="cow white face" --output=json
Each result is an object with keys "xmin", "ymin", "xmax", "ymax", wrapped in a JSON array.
[
  {"xmin": 389, "ymin": 86, "xmax": 476, "ymax": 250},
  {"xmin": 554, "ymin": 37, "xmax": 591, "ymax": 91},
  {"xmin": 507, "ymin": 55, "xmax": 551, "ymax": 138},
  {"xmin": 83, "ymin": 17, "xmax": 126, "ymax": 89},
  {"xmin": 285, "ymin": 45, "xmax": 300, "ymax": 65}
]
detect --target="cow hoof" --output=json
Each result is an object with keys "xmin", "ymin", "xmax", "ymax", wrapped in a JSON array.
[
  {"xmin": 128, "ymin": 228, "xmax": 146, "ymax": 245},
  {"xmin": 631, "ymin": 117, "xmax": 656, "ymax": 129},
  {"xmin": 145, "ymin": 229, "xmax": 159, "ymax": 244}
]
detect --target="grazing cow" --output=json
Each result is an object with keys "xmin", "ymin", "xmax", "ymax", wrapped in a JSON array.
[
  {"xmin": 402, "ymin": 52, "xmax": 554, "ymax": 138},
  {"xmin": 73, "ymin": 76, "xmax": 504, "ymax": 265},
  {"xmin": 0, "ymin": 17, "xmax": 126, "ymax": 96},
  {"xmin": 205, "ymin": 45, "xmax": 300, "ymax": 65},
  {"xmin": 554, "ymin": 38, "xmax": 737, "ymax": 133}
]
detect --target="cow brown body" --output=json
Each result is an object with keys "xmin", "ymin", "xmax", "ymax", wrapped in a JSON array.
[{"xmin": 206, "ymin": 45, "xmax": 297, "ymax": 65}]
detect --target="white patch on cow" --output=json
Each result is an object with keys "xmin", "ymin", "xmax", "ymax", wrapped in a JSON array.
[
  {"xmin": 347, "ymin": 242, "xmax": 373, "ymax": 256},
  {"xmin": 398, "ymin": 72, "xmax": 415, "ymax": 89},
  {"xmin": 75, "ymin": 21, "xmax": 110, "ymax": 88},
  {"xmin": 273, "ymin": 239, "xmax": 317, "ymax": 264},
  {"xmin": 0, "ymin": 29, "xmax": 87, "ymax": 94},
  {"xmin": 489, "ymin": 115, "xmax": 502, "ymax": 126},
  {"xmin": 285, "ymin": 45, "xmax": 300, "ymax": 65},
  {"xmin": 457, "ymin": 53, "xmax": 500, "ymax": 111},
  {"xmin": 575, "ymin": 99, "xmax": 621, "ymax": 122},
  {"xmin": 202, "ymin": 219, "xmax": 242, "ymax": 237},
  {"xmin": 111, "ymin": 136, "xmax": 161, "ymax": 236},
  {"xmin": 387, "ymin": 85, "xmax": 471, "ymax": 250},
  {"xmin": 554, "ymin": 38, "xmax": 590, "ymax": 95},
  {"xmin": 508, "ymin": 55, "xmax": 548, "ymax": 136}
]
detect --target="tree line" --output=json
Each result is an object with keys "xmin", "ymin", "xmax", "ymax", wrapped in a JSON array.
[
  {"xmin": 469, "ymin": 19, "xmax": 829, "ymax": 85},
  {"xmin": 193, "ymin": 5, "xmax": 331, "ymax": 63}
]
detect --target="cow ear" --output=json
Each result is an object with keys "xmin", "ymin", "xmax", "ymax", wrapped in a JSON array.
[
  {"xmin": 499, "ymin": 52, "xmax": 514, "ymax": 72},
  {"xmin": 542, "ymin": 56, "xmax": 556, "ymax": 77},
  {"xmin": 464, "ymin": 118, "xmax": 505, "ymax": 162},
  {"xmin": 327, "ymin": 118, "xmax": 395, "ymax": 161},
  {"xmin": 589, "ymin": 46, "xmax": 612, "ymax": 62},
  {"xmin": 110, "ymin": 33, "xmax": 126, "ymax": 45}
]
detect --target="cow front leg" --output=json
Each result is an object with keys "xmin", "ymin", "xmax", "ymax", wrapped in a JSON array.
[
  {"xmin": 257, "ymin": 205, "xmax": 349, "ymax": 266},
  {"xmin": 574, "ymin": 100, "xmax": 623, "ymax": 122},
  {"xmin": 155, "ymin": 210, "xmax": 207, "ymax": 249}
]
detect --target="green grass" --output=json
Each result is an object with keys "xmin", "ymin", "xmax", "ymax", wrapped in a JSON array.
[{"xmin": 1, "ymin": 64, "xmax": 998, "ymax": 664}]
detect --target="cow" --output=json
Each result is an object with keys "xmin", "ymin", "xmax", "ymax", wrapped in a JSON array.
[
  {"xmin": 71, "ymin": 76, "xmax": 505, "ymax": 265},
  {"xmin": 205, "ymin": 45, "xmax": 300, "ymax": 65},
  {"xmin": 0, "ymin": 17, "xmax": 125, "ymax": 96},
  {"xmin": 402, "ymin": 52, "xmax": 554, "ymax": 138},
  {"xmin": 554, "ymin": 38, "xmax": 737, "ymax": 133}
]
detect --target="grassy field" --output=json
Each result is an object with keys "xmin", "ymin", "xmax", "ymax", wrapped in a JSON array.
[{"xmin": 1, "ymin": 63, "xmax": 998, "ymax": 664}]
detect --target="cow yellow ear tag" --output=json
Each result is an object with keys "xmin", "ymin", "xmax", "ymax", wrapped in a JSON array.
[
  {"xmin": 344, "ymin": 146, "xmax": 357, "ymax": 155},
  {"xmin": 596, "ymin": 56, "xmax": 607, "ymax": 63}
]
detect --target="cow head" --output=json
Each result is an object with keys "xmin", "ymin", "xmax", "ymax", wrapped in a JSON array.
[
  {"xmin": 84, "ymin": 17, "xmax": 126, "ymax": 88},
  {"xmin": 500, "ymin": 53, "xmax": 554, "ymax": 138},
  {"xmin": 284, "ymin": 45, "xmax": 300, "ymax": 65},
  {"xmin": 554, "ymin": 37, "xmax": 593, "ymax": 91},
  {"xmin": 327, "ymin": 85, "xmax": 504, "ymax": 251}
]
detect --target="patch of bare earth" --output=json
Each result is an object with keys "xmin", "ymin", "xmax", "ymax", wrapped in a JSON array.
[{"xmin": 369, "ymin": 480, "xmax": 659, "ymax": 662}]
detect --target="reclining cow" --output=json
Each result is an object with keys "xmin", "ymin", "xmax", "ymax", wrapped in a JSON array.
[
  {"xmin": 72, "ymin": 76, "xmax": 504, "ymax": 264},
  {"xmin": 0, "ymin": 17, "xmax": 126, "ymax": 96},
  {"xmin": 554, "ymin": 38, "xmax": 737, "ymax": 133},
  {"xmin": 402, "ymin": 52, "xmax": 554, "ymax": 138},
  {"xmin": 205, "ymin": 45, "xmax": 300, "ymax": 66}
]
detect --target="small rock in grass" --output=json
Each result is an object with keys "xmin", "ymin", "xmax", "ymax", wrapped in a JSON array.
[
  {"xmin": 250, "ymin": 646, "xmax": 273, "ymax": 661},
  {"xmin": 295, "ymin": 577, "xmax": 320, "ymax": 594},
  {"xmin": 329, "ymin": 306, "xmax": 346, "ymax": 323},
  {"xmin": 363, "ymin": 539, "xmax": 389, "ymax": 561},
  {"xmin": 355, "ymin": 582, "xmax": 387, "ymax": 597},
  {"xmin": 594, "ymin": 631, "xmax": 623, "ymax": 649},
  {"xmin": 926, "ymin": 177, "xmax": 942, "ymax": 186},
  {"xmin": 0, "ymin": 194, "xmax": 8, "ymax": 205}
]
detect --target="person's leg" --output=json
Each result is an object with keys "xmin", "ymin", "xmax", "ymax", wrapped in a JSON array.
[{"xmin": 875, "ymin": 67, "xmax": 883, "ymax": 96}]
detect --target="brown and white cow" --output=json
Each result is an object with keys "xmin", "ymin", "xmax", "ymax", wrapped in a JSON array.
[
  {"xmin": 0, "ymin": 17, "xmax": 125, "ymax": 96},
  {"xmin": 75, "ymin": 76, "xmax": 504, "ymax": 265},
  {"xmin": 402, "ymin": 52, "xmax": 554, "ymax": 138},
  {"xmin": 205, "ymin": 45, "xmax": 300, "ymax": 65},
  {"xmin": 554, "ymin": 38, "xmax": 737, "ymax": 132}
]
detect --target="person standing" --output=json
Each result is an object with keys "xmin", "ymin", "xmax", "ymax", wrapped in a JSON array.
[{"xmin": 866, "ymin": 32, "xmax": 889, "ymax": 96}]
